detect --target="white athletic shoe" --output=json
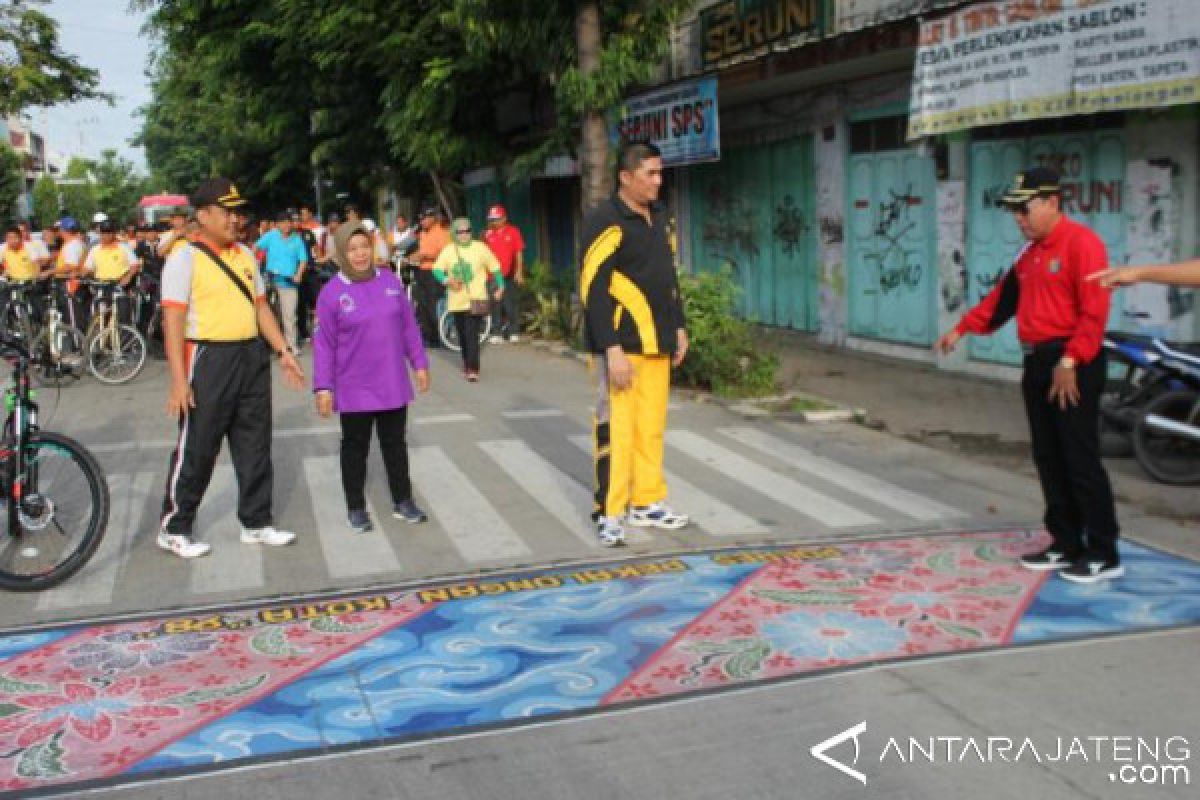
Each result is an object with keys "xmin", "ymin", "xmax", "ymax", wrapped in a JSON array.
[
  {"xmin": 157, "ymin": 532, "xmax": 212, "ymax": 559},
  {"xmin": 240, "ymin": 525, "xmax": 296, "ymax": 546},
  {"xmin": 488, "ymin": 335, "xmax": 505, "ymax": 344},
  {"xmin": 594, "ymin": 516, "xmax": 627, "ymax": 547},
  {"xmin": 627, "ymin": 502, "xmax": 690, "ymax": 530},
  {"xmin": 507, "ymin": 334, "xmax": 520, "ymax": 343}
]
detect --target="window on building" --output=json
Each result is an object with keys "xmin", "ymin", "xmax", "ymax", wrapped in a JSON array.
[{"xmin": 849, "ymin": 115, "xmax": 908, "ymax": 154}]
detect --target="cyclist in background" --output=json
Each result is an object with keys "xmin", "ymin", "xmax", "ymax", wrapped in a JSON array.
[{"xmin": 82, "ymin": 219, "xmax": 139, "ymax": 324}]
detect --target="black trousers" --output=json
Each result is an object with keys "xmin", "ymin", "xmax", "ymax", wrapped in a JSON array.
[
  {"xmin": 491, "ymin": 279, "xmax": 519, "ymax": 337},
  {"xmin": 339, "ymin": 407, "xmax": 412, "ymax": 512},
  {"xmin": 1021, "ymin": 346, "xmax": 1120, "ymax": 561},
  {"xmin": 161, "ymin": 338, "xmax": 273, "ymax": 535},
  {"xmin": 453, "ymin": 311, "xmax": 481, "ymax": 372},
  {"xmin": 414, "ymin": 269, "xmax": 443, "ymax": 347}
]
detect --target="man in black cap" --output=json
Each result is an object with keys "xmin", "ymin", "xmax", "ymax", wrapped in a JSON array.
[
  {"xmin": 937, "ymin": 166, "xmax": 1122, "ymax": 584},
  {"xmin": 157, "ymin": 177, "xmax": 306, "ymax": 559}
]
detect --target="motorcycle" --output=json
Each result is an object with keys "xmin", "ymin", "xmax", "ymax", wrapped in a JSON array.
[
  {"xmin": 1131, "ymin": 339, "xmax": 1200, "ymax": 485},
  {"xmin": 1099, "ymin": 332, "xmax": 1181, "ymax": 456}
]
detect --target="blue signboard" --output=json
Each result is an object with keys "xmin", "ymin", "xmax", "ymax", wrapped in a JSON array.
[{"xmin": 609, "ymin": 76, "xmax": 721, "ymax": 167}]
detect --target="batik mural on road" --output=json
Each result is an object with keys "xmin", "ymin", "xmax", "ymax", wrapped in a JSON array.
[{"xmin": 2, "ymin": 529, "xmax": 1198, "ymax": 797}]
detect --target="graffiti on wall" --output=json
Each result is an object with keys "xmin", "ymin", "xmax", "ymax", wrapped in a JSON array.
[
  {"xmin": 861, "ymin": 184, "xmax": 924, "ymax": 296},
  {"xmin": 981, "ymin": 148, "xmax": 1123, "ymax": 216},
  {"xmin": 701, "ymin": 180, "xmax": 760, "ymax": 272},
  {"xmin": 773, "ymin": 194, "xmax": 810, "ymax": 257}
]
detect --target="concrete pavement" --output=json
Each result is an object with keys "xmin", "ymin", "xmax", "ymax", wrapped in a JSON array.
[{"xmin": 2, "ymin": 338, "xmax": 1197, "ymax": 799}]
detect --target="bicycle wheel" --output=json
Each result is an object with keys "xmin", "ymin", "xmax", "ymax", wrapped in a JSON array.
[
  {"xmin": 1132, "ymin": 389, "xmax": 1200, "ymax": 485},
  {"xmin": 30, "ymin": 324, "xmax": 86, "ymax": 388},
  {"xmin": 439, "ymin": 309, "xmax": 462, "ymax": 352},
  {"xmin": 0, "ymin": 431, "xmax": 109, "ymax": 591},
  {"xmin": 87, "ymin": 324, "xmax": 147, "ymax": 385},
  {"xmin": 438, "ymin": 309, "xmax": 493, "ymax": 352}
]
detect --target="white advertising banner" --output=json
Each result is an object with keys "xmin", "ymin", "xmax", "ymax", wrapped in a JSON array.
[{"xmin": 909, "ymin": 0, "xmax": 1200, "ymax": 139}]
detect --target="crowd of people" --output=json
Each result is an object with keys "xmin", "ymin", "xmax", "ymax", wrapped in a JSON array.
[
  {"xmin": 146, "ymin": 144, "xmax": 693, "ymax": 559},
  {"xmin": 10, "ymin": 140, "xmax": 1189, "ymax": 586}
]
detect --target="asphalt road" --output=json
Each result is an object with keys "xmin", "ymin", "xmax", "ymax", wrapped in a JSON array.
[{"xmin": 6, "ymin": 340, "xmax": 1197, "ymax": 799}]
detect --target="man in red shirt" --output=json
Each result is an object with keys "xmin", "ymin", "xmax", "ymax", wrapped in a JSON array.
[
  {"xmin": 483, "ymin": 204, "xmax": 525, "ymax": 343},
  {"xmin": 937, "ymin": 167, "xmax": 1121, "ymax": 584}
]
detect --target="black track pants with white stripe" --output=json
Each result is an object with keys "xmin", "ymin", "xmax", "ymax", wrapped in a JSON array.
[{"xmin": 160, "ymin": 338, "xmax": 274, "ymax": 535}]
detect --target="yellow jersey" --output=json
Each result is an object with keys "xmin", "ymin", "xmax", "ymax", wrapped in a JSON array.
[{"xmin": 161, "ymin": 238, "xmax": 266, "ymax": 341}]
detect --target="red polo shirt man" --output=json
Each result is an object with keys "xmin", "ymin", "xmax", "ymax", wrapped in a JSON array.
[
  {"xmin": 483, "ymin": 204, "xmax": 525, "ymax": 342},
  {"xmin": 937, "ymin": 166, "xmax": 1121, "ymax": 584}
]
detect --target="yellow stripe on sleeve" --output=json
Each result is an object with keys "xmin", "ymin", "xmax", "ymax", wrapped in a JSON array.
[{"xmin": 580, "ymin": 226, "xmax": 622, "ymax": 304}]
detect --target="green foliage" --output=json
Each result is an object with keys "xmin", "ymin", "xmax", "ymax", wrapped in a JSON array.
[
  {"xmin": 134, "ymin": 1, "xmax": 692, "ymax": 209},
  {"xmin": 91, "ymin": 150, "xmax": 150, "ymax": 225},
  {"xmin": 520, "ymin": 260, "xmax": 579, "ymax": 343},
  {"xmin": 0, "ymin": 144, "xmax": 21, "ymax": 223},
  {"xmin": 58, "ymin": 158, "xmax": 96, "ymax": 224},
  {"xmin": 0, "ymin": 0, "xmax": 107, "ymax": 114},
  {"xmin": 31, "ymin": 173, "xmax": 58, "ymax": 227},
  {"xmin": 675, "ymin": 268, "xmax": 779, "ymax": 397}
]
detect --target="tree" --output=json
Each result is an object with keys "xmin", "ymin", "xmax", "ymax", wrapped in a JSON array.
[
  {"xmin": 91, "ymin": 149, "xmax": 149, "ymax": 225},
  {"xmin": 58, "ymin": 157, "xmax": 96, "ymax": 224},
  {"xmin": 0, "ymin": 144, "xmax": 21, "ymax": 222},
  {"xmin": 0, "ymin": 0, "xmax": 107, "ymax": 114},
  {"xmin": 134, "ymin": 1, "xmax": 689, "ymax": 215},
  {"xmin": 31, "ymin": 172, "xmax": 58, "ymax": 227}
]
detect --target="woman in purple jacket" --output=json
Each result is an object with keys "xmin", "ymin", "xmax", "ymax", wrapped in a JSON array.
[{"xmin": 314, "ymin": 221, "xmax": 430, "ymax": 533}]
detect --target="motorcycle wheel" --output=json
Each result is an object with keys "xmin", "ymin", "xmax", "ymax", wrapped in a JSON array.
[{"xmin": 1132, "ymin": 389, "xmax": 1200, "ymax": 485}]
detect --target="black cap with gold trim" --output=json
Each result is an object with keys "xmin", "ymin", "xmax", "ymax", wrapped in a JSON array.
[
  {"xmin": 999, "ymin": 167, "xmax": 1062, "ymax": 208},
  {"xmin": 191, "ymin": 177, "xmax": 248, "ymax": 211}
]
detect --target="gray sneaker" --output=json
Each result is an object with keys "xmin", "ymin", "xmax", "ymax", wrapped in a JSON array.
[
  {"xmin": 348, "ymin": 509, "xmax": 374, "ymax": 533},
  {"xmin": 393, "ymin": 499, "xmax": 427, "ymax": 524}
]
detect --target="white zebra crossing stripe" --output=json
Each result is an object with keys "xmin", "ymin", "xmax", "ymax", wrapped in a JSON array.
[
  {"xmin": 719, "ymin": 427, "xmax": 965, "ymax": 522},
  {"xmin": 36, "ymin": 472, "xmax": 156, "ymax": 611},
  {"xmin": 304, "ymin": 457, "xmax": 403, "ymax": 579},
  {"xmin": 190, "ymin": 465, "xmax": 264, "ymax": 593},
  {"xmin": 667, "ymin": 430, "xmax": 879, "ymax": 529},
  {"xmin": 501, "ymin": 409, "xmax": 565, "ymax": 419},
  {"xmin": 478, "ymin": 439, "xmax": 651, "ymax": 547},
  {"xmin": 566, "ymin": 435, "xmax": 764, "ymax": 537},
  {"xmin": 410, "ymin": 446, "xmax": 531, "ymax": 562}
]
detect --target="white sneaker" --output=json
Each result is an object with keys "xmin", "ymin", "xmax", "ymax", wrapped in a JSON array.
[
  {"xmin": 594, "ymin": 516, "xmax": 626, "ymax": 547},
  {"xmin": 488, "ymin": 335, "xmax": 505, "ymax": 344},
  {"xmin": 157, "ymin": 532, "xmax": 212, "ymax": 559},
  {"xmin": 507, "ymin": 334, "xmax": 520, "ymax": 343},
  {"xmin": 628, "ymin": 502, "xmax": 689, "ymax": 530},
  {"xmin": 240, "ymin": 525, "xmax": 296, "ymax": 546}
]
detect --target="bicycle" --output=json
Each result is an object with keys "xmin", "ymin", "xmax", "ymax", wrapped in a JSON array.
[
  {"xmin": 437, "ymin": 296, "xmax": 492, "ymax": 352},
  {"xmin": 130, "ymin": 271, "xmax": 164, "ymax": 359},
  {"xmin": 0, "ymin": 331, "xmax": 109, "ymax": 591},
  {"xmin": 1, "ymin": 280, "xmax": 85, "ymax": 388},
  {"xmin": 80, "ymin": 280, "xmax": 147, "ymax": 385}
]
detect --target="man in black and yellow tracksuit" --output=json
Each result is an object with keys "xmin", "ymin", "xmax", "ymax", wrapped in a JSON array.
[
  {"xmin": 581, "ymin": 142, "xmax": 689, "ymax": 547},
  {"xmin": 157, "ymin": 177, "xmax": 307, "ymax": 559}
]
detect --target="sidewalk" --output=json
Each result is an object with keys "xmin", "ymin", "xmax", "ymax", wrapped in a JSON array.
[{"xmin": 763, "ymin": 327, "xmax": 1200, "ymax": 523}]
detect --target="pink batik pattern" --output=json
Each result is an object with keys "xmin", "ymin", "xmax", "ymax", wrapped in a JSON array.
[
  {"xmin": 0, "ymin": 593, "xmax": 432, "ymax": 793},
  {"xmin": 604, "ymin": 531, "xmax": 1050, "ymax": 703}
]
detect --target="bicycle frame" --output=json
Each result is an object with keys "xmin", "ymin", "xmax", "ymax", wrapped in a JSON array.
[{"xmin": 1, "ymin": 346, "xmax": 39, "ymax": 535}]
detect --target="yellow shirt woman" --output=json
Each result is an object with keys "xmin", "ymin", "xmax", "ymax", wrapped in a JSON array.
[{"xmin": 432, "ymin": 235, "xmax": 504, "ymax": 313}]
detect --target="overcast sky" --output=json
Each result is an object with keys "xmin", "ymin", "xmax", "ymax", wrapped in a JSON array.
[{"xmin": 34, "ymin": 1, "xmax": 153, "ymax": 171}]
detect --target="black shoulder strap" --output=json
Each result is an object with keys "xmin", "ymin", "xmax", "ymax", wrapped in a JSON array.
[{"xmin": 190, "ymin": 241, "xmax": 256, "ymax": 307}]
